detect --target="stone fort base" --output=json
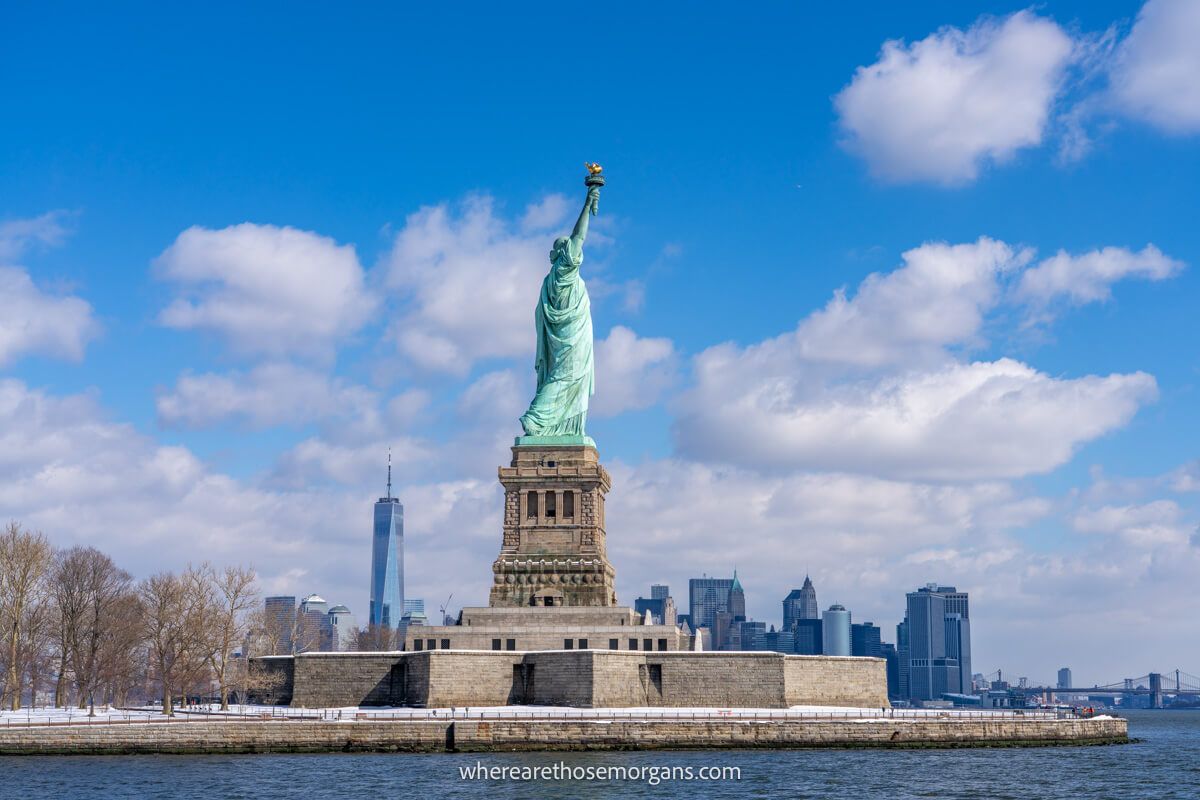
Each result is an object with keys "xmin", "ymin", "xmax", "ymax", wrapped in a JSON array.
[
  {"xmin": 404, "ymin": 605, "xmax": 687, "ymax": 652},
  {"xmin": 250, "ymin": 649, "xmax": 889, "ymax": 709}
]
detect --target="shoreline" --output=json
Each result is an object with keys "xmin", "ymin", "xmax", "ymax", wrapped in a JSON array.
[{"xmin": 0, "ymin": 716, "xmax": 1129, "ymax": 756}]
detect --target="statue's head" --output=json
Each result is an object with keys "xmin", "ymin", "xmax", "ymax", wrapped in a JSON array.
[{"xmin": 550, "ymin": 236, "xmax": 569, "ymax": 262}]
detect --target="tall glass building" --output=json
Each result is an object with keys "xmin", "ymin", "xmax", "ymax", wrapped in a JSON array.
[
  {"xmin": 264, "ymin": 596, "xmax": 296, "ymax": 654},
  {"xmin": 688, "ymin": 577, "xmax": 734, "ymax": 630},
  {"xmin": 903, "ymin": 583, "xmax": 971, "ymax": 701},
  {"xmin": 369, "ymin": 457, "xmax": 404, "ymax": 629},
  {"xmin": 822, "ymin": 604, "xmax": 852, "ymax": 656}
]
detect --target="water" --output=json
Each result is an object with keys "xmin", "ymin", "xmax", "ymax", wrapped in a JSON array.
[{"xmin": 2, "ymin": 711, "xmax": 1196, "ymax": 799}]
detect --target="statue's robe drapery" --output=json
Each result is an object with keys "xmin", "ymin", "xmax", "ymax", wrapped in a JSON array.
[{"xmin": 519, "ymin": 236, "xmax": 594, "ymax": 436}]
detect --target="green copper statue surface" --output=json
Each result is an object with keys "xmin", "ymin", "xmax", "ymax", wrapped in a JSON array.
[{"xmin": 518, "ymin": 168, "xmax": 604, "ymax": 441}]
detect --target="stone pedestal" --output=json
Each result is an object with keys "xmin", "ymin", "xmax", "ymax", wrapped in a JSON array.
[{"xmin": 489, "ymin": 443, "xmax": 617, "ymax": 607}]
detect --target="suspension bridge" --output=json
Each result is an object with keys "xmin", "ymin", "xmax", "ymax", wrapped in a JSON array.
[{"xmin": 985, "ymin": 669, "xmax": 1200, "ymax": 709}]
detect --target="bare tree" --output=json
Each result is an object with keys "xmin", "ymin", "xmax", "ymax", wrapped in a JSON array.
[
  {"xmin": 292, "ymin": 609, "xmax": 323, "ymax": 655},
  {"xmin": 20, "ymin": 593, "xmax": 56, "ymax": 708},
  {"xmin": 95, "ymin": 591, "xmax": 144, "ymax": 707},
  {"xmin": 54, "ymin": 548, "xmax": 134, "ymax": 715},
  {"xmin": 50, "ymin": 548, "xmax": 87, "ymax": 708},
  {"xmin": 0, "ymin": 522, "xmax": 53, "ymax": 710},
  {"xmin": 359, "ymin": 623, "xmax": 402, "ymax": 652},
  {"xmin": 205, "ymin": 564, "xmax": 259, "ymax": 709},
  {"xmin": 240, "ymin": 656, "xmax": 288, "ymax": 704},
  {"xmin": 139, "ymin": 569, "xmax": 211, "ymax": 715},
  {"xmin": 230, "ymin": 606, "xmax": 286, "ymax": 704}
]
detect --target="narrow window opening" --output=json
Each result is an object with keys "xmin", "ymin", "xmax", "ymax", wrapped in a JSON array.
[
  {"xmin": 564, "ymin": 492, "xmax": 575, "ymax": 519},
  {"xmin": 546, "ymin": 491, "xmax": 557, "ymax": 519},
  {"xmin": 527, "ymin": 490, "xmax": 538, "ymax": 519}
]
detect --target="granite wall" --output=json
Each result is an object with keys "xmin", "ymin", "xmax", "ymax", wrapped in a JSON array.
[
  {"xmin": 0, "ymin": 716, "xmax": 1129, "ymax": 755},
  {"xmin": 784, "ymin": 655, "xmax": 890, "ymax": 708},
  {"xmin": 253, "ymin": 650, "xmax": 889, "ymax": 710}
]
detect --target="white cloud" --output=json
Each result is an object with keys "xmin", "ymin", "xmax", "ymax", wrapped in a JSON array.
[
  {"xmin": 383, "ymin": 195, "xmax": 614, "ymax": 374},
  {"xmin": 1016, "ymin": 244, "xmax": 1183, "ymax": 307},
  {"xmin": 156, "ymin": 223, "xmax": 376, "ymax": 358},
  {"xmin": 156, "ymin": 363, "xmax": 378, "ymax": 429},
  {"xmin": 386, "ymin": 389, "xmax": 432, "ymax": 428},
  {"xmin": 519, "ymin": 194, "xmax": 571, "ymax": 233},
  {"xmin": 592, "ymin": 326, "xmax": 677, "ymax": 417},
  {"xmin": 794, "ymin": 237, "xmax": 1025, "ymax": 367},
  {"xmin": 0, "ymin": 266, "xmax": 98, "ymax": 367},
  {"xmin": 0, "ymin": 211, "xmax": 71, "ymax": 260},
  {"xmin": 1169, "ymin": 462, "xmax": 1200, "ymax": 493},
  {"xmin": 606, "ymin": 461, "xmax": 1046, "ymax": 569},
  {"xmin": 1110, "ymin": 0, "xmax": 1200, "ymax": 134},
  {"xmin": 458, "ymin": 369, "xmax": 528, "ymax": 423},
  {"xmin": 673, "ymin": 237, "xmax": 1161, "ymax": 480},
  {"xmin": 0, "ymin": 378, "xmax": 365, "ymax": 597},
  {"xmin": 271, "ymin": 434, "xmax": 434, "ymax": 490},
  {"xmin": 1074, "ymin": 499, "xmax": 1192, "ymax": 546},
  {"xmin": 677, "ymin": 356, "xmax": 1156, "ymax": 481},
  {"xmin": 835, "ymin": 11, "xmax": 1076, "ymax": 184},
  {"xmin": 0, "ymin": 212, "xmax": 98, "ymax": 366}
]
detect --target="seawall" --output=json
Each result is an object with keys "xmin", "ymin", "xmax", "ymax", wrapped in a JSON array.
[{"xmin": 0, "ymin": 716, "xmax": 1128, "ymax": 755}]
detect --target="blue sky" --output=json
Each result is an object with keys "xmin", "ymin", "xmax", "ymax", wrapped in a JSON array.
[{"xmin": 2, "ymin": 0, "xmax": 1198, "ymax": 684}]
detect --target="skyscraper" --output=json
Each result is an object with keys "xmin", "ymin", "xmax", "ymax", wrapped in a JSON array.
[
  {"xmin": 945, "ymin": 612, "xmax": 971, "ymax": 693},
  {"xmin": 794, "ymin": 618, "xmax": 823, "ymax": 655},
  {"xmin": 880, "ymin": 642, "xmax": 900, "ymax": 699},
  {"xmin": 688, "ymin": 577, "xmax": 734, "ymax": 631},
  {"xmin": 326, "ymin": 605, "xmax": 358, "ymax": 652},
  {"xmin": 369, "ymin": 454, "xmax": 404, "ymax": 629},
  {"xmin": 635, "ymin": 585, "xmax": 677, "ymax": 626},
  {"xmin": 297, "ymin": 594, "xmax": 328, "ymax": 653},
  {"xmin": 851, "ymin": 621, "xmax": 882, "ymax": 658},
  {"xmin": 903, "ymin": 583, "xmax": 972, "ymax": 701},
  {"xmin": 1057, "ymin": 668, "xmax": 1072, "ymax": 689},
  {"xmin": 730, "ymin": 620, "xmax": 765, "ymax": 651},
  {"xmin": 264, "ymin": 596, "xmax": 296, "ymax": 655},
  {"xmin": 402, "ymin": 598, "xmax": 427, "ymax": 625},
  {"xmin": 822, "ymin": 604, "xmax": 851, "ymax": 656},
  {"xmin": 728, "ymin": 571, "xmax": 746, "ymax": 619},
  {"xmin": 782, "ymin": 575, "xmax": 818, "ymax": 630}
]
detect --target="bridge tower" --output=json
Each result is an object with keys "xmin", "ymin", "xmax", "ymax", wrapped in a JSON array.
[{"xmin": 1149, "ymin": 672, "xmax": 1164, "ymax": 709}]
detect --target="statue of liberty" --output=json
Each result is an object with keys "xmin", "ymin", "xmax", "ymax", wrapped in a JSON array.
[{"xmin": 518, "ymin": 165, "xmax": 604, "ymax": 440}]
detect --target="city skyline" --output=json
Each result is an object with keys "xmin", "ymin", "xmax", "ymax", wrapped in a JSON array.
[{"xmin": 1, "ymin": 0, "xmax": 1198, "ymax": 685}]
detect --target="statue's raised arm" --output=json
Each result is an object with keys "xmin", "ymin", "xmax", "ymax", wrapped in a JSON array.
[{"xmin": 570, "ymin": 185, "xmax": 599, "ymax": 248}]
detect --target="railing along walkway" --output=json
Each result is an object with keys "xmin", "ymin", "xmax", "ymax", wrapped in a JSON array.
[{"xmin": 0, "ymin": 706, "xmax": 1093, "ymax": 728}]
